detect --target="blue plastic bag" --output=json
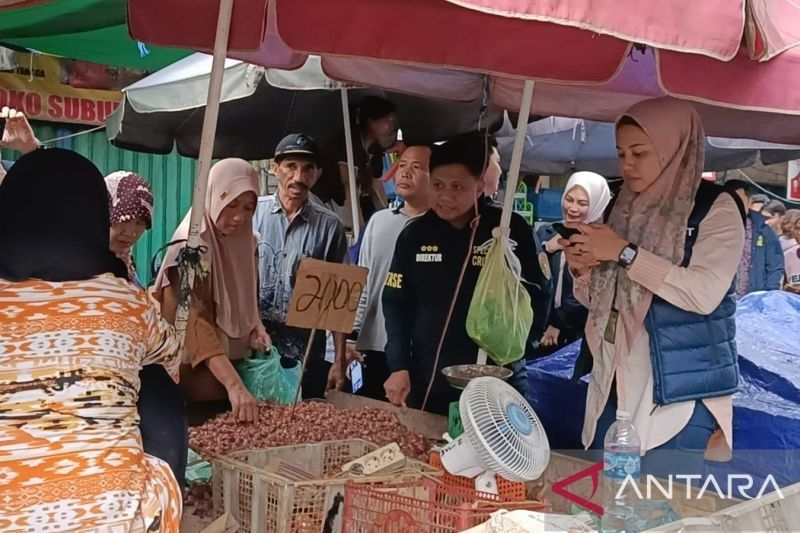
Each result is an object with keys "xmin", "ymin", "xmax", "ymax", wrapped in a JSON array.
[{"xmin": 236, "ymin": 347, "xmax": 301, "ymax": 404}]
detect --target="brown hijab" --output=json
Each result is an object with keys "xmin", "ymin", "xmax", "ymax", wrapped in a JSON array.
[
  {"xmin": 154, "ymin": 159, "xmax": 261, "ymax": 340},
  {"xmin": 587, "ymin": 98, "xmax": 705, "ymax": 353}
]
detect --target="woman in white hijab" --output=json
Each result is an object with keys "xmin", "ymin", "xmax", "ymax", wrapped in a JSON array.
[{"xmin": 537, "ymin": 172, "xmax": 612, "ymax": 350}]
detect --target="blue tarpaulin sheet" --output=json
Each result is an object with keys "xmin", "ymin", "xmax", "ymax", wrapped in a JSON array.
[{"xmin": 527, "ymin": 291, "xmax": 800, "ymax": 484}]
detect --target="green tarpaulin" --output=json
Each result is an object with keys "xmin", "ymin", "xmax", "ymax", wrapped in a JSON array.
[{"xmin": 0, "ymin": 0, "xmax": 190, "ymax": 70}]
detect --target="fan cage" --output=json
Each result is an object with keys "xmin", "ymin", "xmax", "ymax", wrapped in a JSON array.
[{"xmin": 459, "ymin": 377, "xmax": 550, "ymax": 481}]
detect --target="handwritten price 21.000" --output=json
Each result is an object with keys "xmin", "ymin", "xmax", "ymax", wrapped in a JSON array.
[{"xmin": 294, "ymin": 275, "xmax": 363, "ymax": 314}]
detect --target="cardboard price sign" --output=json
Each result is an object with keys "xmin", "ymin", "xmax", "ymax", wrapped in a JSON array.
[{"xmin": 286, "ymin": 259, "xmax": 367, "ymax": 333}]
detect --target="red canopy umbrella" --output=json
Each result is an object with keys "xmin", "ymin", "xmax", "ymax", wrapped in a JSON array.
[
  {"xmin": 128, "ymin": 0, "xmax": 800, "ymax": 114},
  {"xmin": 127, "ymin": 0, "xmax": 800, "ymax": 147},
  {"xmin": 126, "ymin": 0, "xmax": 800, "ymax": 220},
  {"xmin": 272, "ymin": 0, "xmax": 800, "ymax": 127},
  {"xmin": 440, "ymin": 0, "xmax": 798, "ymax": 62},
  {"xmin": 439, "ymin": 0, "xmax": 747, "ymax": 61},
  {"xmin": 126, "ymin": 0, "xmax": 800, "ymax": 336},
  {"xmin": 129, "ymin": 0, "xmax": 630, "ymax": 80},
  {"xmin": 128, "ymin": 0, "xmax": 305, "ymax": 70}
]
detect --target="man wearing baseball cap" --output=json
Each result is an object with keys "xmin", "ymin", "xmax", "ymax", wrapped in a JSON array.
[
  {"xmin": 253, "ymin": 133, "xmax": 350, "ymax": 398},
  {"xmin": 749, "ymin": 193, "xmax": 769, "ymax": 214}
]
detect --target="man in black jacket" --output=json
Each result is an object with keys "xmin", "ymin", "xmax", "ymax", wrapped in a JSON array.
[{"xmin": 381, "ymin": 134, "xmax": 547, "ymax": 415}]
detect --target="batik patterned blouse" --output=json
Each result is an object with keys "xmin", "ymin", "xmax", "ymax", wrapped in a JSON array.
[{"xmin": 0, "ymin": 274, "xmax": 182, "ymax": 532}]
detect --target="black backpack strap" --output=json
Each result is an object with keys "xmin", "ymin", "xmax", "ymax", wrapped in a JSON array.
[
  {"xmin": 149, "ymin": 239, "xmax": 188, "ymax": 286},
  {"xmin": 682, "ymin": 181, "xmax": 737, "ymax": 266},
  {"xmin": 727, "ymin": 190, "xmax": 748, "ymax": 225}
]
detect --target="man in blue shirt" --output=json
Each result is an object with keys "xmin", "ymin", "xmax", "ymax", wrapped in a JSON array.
[
  {"xmin": 725, "ymin": 180, "xmax": 785, "ymax": 295},
  {"xmin": 254, "ymin": 134, "xmax": 349, "ymax": 399}
]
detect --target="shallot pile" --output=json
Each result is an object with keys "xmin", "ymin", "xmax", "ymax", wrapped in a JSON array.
[
  {"xmin": 185, "ymin": 484, "xmax": 213, "ymax": 519},
  {"xmin": 189, "ymin": 402, "xmax": 432, "ymax": 462}
]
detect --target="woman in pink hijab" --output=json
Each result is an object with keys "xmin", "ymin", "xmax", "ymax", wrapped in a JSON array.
[
  {"xmin": 154, "ymin": 159, "xmax": 270, "ymax": 424},
  {"xmin": 563, "ymin": 98, "xmax": 744, "ymax": 475}
]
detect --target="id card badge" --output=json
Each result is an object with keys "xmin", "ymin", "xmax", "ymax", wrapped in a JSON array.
[
  {"xmin": 349, "ymin": 361, "xmax": 364, "ymax": 394},
  {"xmin": 604, "ymin": 309, "xmax": 619, "ymax": 344}
]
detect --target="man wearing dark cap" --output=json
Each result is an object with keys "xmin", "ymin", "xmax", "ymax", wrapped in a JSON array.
[
  {"xmin": 254, "ymin": 133, "xmax": 349, "ymax": 398},
  {"xmin": 749, "ymin": 193, "xmax": 769, "ymax": 214},
  {"xmin": 762, "ymin": 199, "xmax": 787, "ymax": 234}
]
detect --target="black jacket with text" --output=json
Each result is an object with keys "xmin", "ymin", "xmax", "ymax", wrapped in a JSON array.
[{"xmin": 382, "ymin": 199, "xmax": 547, "ymax": 414}]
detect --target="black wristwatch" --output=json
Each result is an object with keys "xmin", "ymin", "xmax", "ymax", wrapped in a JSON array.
[{"xmin": 618, "ymin": 243, "xmax": 639, "ymax": 268}]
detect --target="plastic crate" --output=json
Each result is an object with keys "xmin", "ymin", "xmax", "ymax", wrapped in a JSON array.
[
  {"xmin": 534, "ymin": 188, "xmax": 564, "ymax": 222},
  {"xmin": 208, "ymin": 439, "xmax": 440, "ymax": 533},
  {"xmin": 343, "ymin": 480, "xmax": 549, "ymax": 532},
  {"xmin": 429, "ymin": 451, "xmax": 526, "ymax": 502},
  {"xmin": 646, "ymin": 481, "xmax": 800, "ymax": 532}
]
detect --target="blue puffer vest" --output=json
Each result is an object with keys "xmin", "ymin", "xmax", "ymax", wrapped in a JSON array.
[{"xmin": 645, "ymin": 181, "xmax": 740, "ymax": 405}]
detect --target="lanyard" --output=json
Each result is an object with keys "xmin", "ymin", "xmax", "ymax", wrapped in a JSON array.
[{"xmin": 603, "ymin": 281, "xmax": 620, "ymax": 344}]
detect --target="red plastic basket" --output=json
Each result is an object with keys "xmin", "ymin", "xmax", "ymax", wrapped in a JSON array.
[
  {"xmin": 342, "ymin": 480, "xmax": 549, "ymax": 532},
  {"xmin": 429, "ymin": 451, "xmax": 527, "ymax": 502}
]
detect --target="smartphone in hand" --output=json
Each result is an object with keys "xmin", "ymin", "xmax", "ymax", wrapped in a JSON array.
[
  {"xmin": 349, "ymin": 360, "xmax": 364, "ymax": 394},
  {"xmin": 552, "ymin": 222, "xmax": 581, "ymax": 239}
]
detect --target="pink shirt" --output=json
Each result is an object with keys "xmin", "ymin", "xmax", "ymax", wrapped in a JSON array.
[{"xmin": 573, "ymin": 194, "xmax": 744, "ymax": 457}]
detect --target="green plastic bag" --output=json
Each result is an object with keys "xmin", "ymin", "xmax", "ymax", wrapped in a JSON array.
[
  {"xmin": 236, "ymin": 347, "xmax": 301, "ymax": 404},
  {"xmin": 466, "ymin": 234, "xmax": 533, "ymax": 366}
]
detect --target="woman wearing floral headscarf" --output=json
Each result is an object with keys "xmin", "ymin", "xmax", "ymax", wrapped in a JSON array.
[
  {"xmin": 563, "ymin": 98, "xmax": 744, "ymax": 475},
  {"xmin": 105, "ymin": 171, "xmax": 154, "ymax": 285},
  {"xmin": 104, "ymin": 171, "xmax": 188, "ymax": 491}
]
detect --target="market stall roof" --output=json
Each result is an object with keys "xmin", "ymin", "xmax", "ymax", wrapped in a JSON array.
[
  {"xmin": 440, "ymin": 0, "xmax": 800, "ymax": 62},
  {"xmin": 0, "ymin": 0, "xmax": 190, "ymax": 70},
  {"xmin": 107, "ymin": 53, "xmax": 504, "ymax": 158},
  {"xmin": 317, "ymin": 47, "xmax": 800, "ymax": 145},
  {"xmin": 123, "ymin": 0, "xmax": 800, "ymax": 144},
  {"xmin": 130, "ymin": 0, "xmax": 629, "ymax": 81},
  {"xmin": 439, "ymin": 0, "xmax": 748, "ymax": 61},
  {"xmin": 128, "ymin": 0, "xmax": 302, "ymax": 69},
  {"xmin": 273, "ymin": 0, "xmax": 800, "ymax": 129}
]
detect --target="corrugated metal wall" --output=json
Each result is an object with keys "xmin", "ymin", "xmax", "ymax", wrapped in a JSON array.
[{"xmin": 10, "ymin": 122, "xmax": 197, "ymax": 285}]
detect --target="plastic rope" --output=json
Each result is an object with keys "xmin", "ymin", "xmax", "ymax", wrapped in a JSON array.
[
  {"xmin": 38, "ymin": 125, "xmax": 105, "ymax": 145},
  {"xmin": 735, "ymin": 169, "xmax": 800, "ymax": 206},
  {"xmin": 174, "ymin": 244, "xmax": 208, "ymax": 346},
  {"xmin": 421, "ymin": 215, "xmax": 480, "ymax": 412}
]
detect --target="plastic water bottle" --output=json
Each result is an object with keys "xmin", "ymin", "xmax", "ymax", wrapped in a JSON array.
[{"xmin": 602, "ymin": 410, "xmax": 642, "ymax": 532}]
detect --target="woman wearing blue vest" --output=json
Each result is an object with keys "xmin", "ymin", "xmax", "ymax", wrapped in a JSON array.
[{"xmin": 563, "ymin": 98, "xmax": 744, "ymax": 475}]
